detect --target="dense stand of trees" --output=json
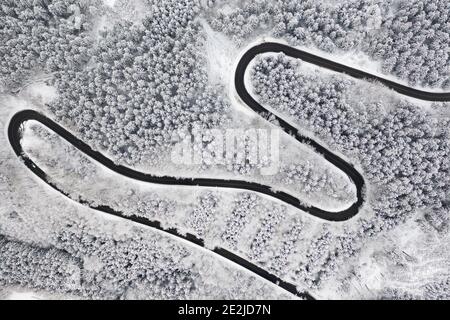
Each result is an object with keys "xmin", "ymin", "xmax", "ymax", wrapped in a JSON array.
[
  {"xmin": 210, "ymin": 0, "xmax": 450, "ymax": 88},
  {"xmin": 366, "ymin": 0, "xmax": 450, "ymax": 88},
  {"xmin": 0, "ymin": 231, "xmax": 197, "ymax": 299},
  {"xmin": 53, "ymin": 226, "xmax": 196, "ymax": 299},
  {"xmin": 251, "ymin": 53, "xmax": 450, "ymax": 287},
  {"xmin": 210, "ymin": 0, "xmax": 386, "ymax": 50},
  {"xmin": 0, "ymin": 0, "xmax": 99, "ymax": 91},
  {"xmin": 49, "ymin": 0, "xmax": 229, "ymax": 166},
  {"xmin": 252, "ymin": 54, "xmax": 450, "ymax": 222},
  {"xmin": 251, "ymin": 54, "xmax": 358, "ymax": 149},
  {"xmin": 1, "ymin": 0, "xmax": 229, "ymax": 166},
  {"xmin": 0, "ymin": 235, "xmax": 82, "ymax": 293}
]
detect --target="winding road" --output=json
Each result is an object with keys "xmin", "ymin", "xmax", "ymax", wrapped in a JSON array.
[{"xmin": 8, "ymin": 42, "xmax": 450, "ymax": 299}]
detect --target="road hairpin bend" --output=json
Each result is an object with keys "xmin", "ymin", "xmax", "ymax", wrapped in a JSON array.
[{"xmin": 8, "ymin": 42, "xmax": 450, "ymax": 298}]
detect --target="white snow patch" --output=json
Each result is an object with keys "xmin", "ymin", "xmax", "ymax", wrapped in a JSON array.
[
  {"xmin": 23, "ymin": 82, "xmax": 58, "ymax": 105},
  {"xmin": 103, "ymin": 0, "xmax": 117, "ymax": 8},
  {"xmin": 83, "ymin": 255, "xmax": 104, "ymax": 272},
  {"xmin": 201, "ymin": 19, "xmax": 239, "ymax": 88},
  {"xmin": 6, "ymin": 291, "xmax": 44, "ymax": 300}
]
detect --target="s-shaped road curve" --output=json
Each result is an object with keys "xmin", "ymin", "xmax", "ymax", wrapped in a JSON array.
[{"xmin": 8, "ymin": 42, "xmax": 450, "ymax": 298}]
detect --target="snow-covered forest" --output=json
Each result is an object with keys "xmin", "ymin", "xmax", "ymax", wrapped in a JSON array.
[
  {"xmin": 251, "ymin": 53, "xmax": 450, "ymax": 223},
  {"xmin": 1, "ymin": 0, "xmax": 449, "ymax": 300},
  {"xmin": 210, "ymin": 0, "xmax": 450, "ymax": 88}
]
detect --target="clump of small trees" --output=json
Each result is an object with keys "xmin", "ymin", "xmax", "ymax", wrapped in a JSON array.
[{"xmin": 187, "ymin": 192, "xmax": 219, "ymax": 237}]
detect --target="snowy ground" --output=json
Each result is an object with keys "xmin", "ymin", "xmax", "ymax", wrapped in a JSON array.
[{"xmin": 1, "ymin": 0, "xmax": 449, "ymax": 300}]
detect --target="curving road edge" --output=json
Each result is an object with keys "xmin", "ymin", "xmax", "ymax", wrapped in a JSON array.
[
  {"xmin": 8, "ymin": 42, "xmax": 449, "ymax": 299},
  {"xmin": 8, "ymin": 110, "xmax": 315, "ymax": 300}
]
